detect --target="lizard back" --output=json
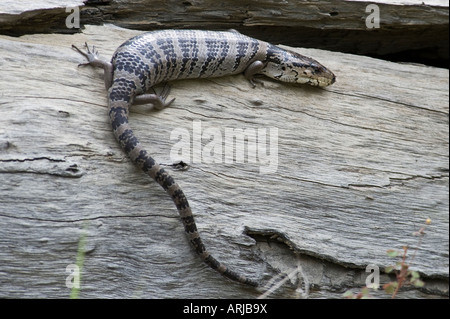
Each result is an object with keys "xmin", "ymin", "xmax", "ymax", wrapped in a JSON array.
[{"xmin": 111, "ymin": 30, "xmax": 269, "ymax": 94}]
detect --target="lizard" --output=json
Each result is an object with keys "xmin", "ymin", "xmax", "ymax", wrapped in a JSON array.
[{"xmin": 72, "ymin": 29, "xmax": 336, "ymax": 288}]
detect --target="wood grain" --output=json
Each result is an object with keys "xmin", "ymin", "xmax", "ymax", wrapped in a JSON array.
[{"xmin": 0, "ymin": 25, "xmax": 448, "ymax": 298}]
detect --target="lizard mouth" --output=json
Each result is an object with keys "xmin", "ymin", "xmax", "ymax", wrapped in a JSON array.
[
  {"xmin": 295, "ymin": 73, "xmax": 336, "ymax": 87},
  {"xmin": 317, "ymin": 73, "xmax": 336, "ymax": 87}
]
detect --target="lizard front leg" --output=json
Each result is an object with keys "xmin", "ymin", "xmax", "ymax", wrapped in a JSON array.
[
  {"xmin": 244, "ymin": 60, "xmax": 266, "ymax": 87},
  {"xmin": 72, "ymin": 43, "xmax": 113, "ymax": 90}
]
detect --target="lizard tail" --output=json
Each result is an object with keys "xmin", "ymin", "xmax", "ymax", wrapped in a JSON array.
[{"xmin": 108, "ymin": 92, "xmax": 259, "ymax": 287}]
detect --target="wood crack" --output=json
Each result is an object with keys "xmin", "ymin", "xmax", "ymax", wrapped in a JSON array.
[{"xmin": 0, "ymin": 157, "xmax": 83, "ymax": 178}]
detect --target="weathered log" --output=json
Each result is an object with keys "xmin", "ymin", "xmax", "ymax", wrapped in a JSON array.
[
  {"xmin": 0, "ymin": 24, "xmax": 448, "ymax": 298},
  {"xmin": 0, "ymin": 0, "xmax": 448, "ymax": 64}
]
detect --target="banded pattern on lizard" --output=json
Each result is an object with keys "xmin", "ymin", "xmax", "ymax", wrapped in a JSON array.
[{"xmin": 73, "ymin": 29, "xmax": 335, "ymax": 287}]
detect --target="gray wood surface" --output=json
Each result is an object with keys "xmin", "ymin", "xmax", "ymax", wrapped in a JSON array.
[
  {"xmin": 0, "ymin": 25, "xmax": 448, "ymax": 298},
  {"xmin": 1, "ymin": 0, "xmax": 448, "ymax": 62}
]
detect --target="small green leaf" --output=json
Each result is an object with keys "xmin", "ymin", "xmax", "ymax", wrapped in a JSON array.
[
  {"xmin": 343, "ymin": 290, "xmax": 354, "ymax": 298},
  {"xmin": 387, "ymin": 249, "xmax": 399, "ymax": 257},
  {"xmin": 385, "ymin": 266, "xmax": 394, "ymax": 273},
  {"xmin": 383, "ymin": 282, "xmax": 398, "ymax": 295},
  {"xmin": 410, "ymin": 270, "xmax": 420, "ymax": 279},
  {"xmin": 361, "ymin": 287, "xmax": 370, "ymax": 296},
  {"xmin": 412, "ymin": 279, "xmax": 425, "ymax": 287}
]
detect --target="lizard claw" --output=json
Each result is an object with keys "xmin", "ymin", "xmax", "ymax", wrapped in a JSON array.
[
  {"xmin": 156, "ymin": 83, "xmax": 176, "ymax": 108},
  {"xmin": 72, "ymin": 42, "xmax": 102, "ymax": 67}
]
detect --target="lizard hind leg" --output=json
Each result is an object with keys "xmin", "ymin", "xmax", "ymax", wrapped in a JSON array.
[{"xmin": 134, "ymin": 82, "xmax": 176, "ymax": 110}]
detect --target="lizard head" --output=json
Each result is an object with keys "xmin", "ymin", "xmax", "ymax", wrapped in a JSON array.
[{"xmin": 262, "ymin": 45, "xmax": 336, "ymax": 87}]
